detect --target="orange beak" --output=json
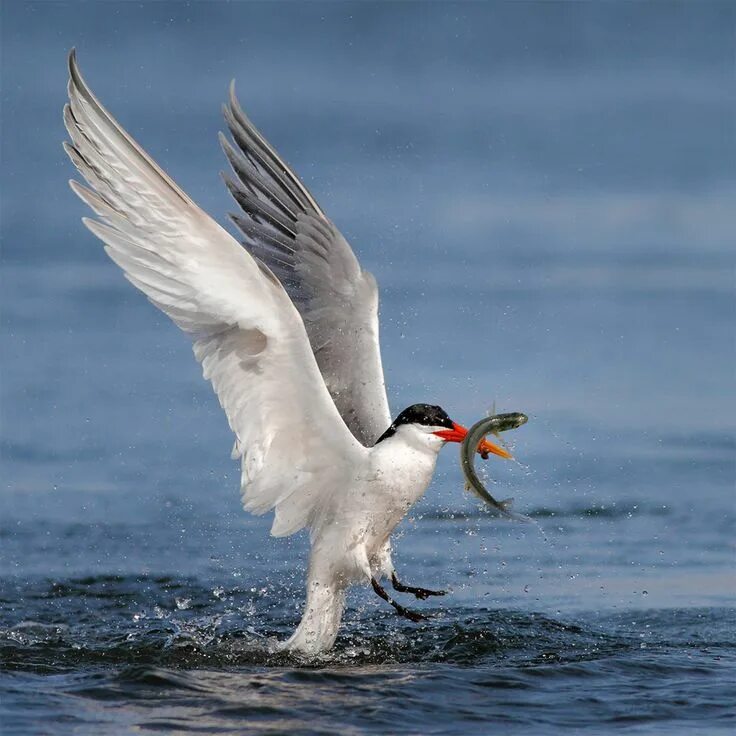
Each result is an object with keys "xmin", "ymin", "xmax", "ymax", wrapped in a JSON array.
[{"xmin": 433, "ymin": 421, "xmax": 513, "ymax": 459}]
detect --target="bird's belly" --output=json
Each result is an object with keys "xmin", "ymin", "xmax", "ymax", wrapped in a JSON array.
[
  {"xmin": 368, "ymin": 494, "xmax": 412, "ymax": 540},
  {"xmin": 312, "ymin": 485, "xmax": 423, "ymax": 583},
  {"xmin": 311, "ymin": 450, "xmax": 435, "ymax": 585},
  {"xmin": 359, "ymin": 477, "xmax": 428, "ymax": 557}
]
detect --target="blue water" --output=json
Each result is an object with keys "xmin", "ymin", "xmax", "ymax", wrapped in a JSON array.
[{"xmin": 1, "ymin": 2, "xmax": 735, "ymax": 734}]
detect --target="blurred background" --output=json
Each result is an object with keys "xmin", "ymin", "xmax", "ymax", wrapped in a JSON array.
[
  {"xmin": 0, "ymin": 2, "xmax": 734, "ymax": 731},
  {"xmin": 2, "ymin": 0, "xmax": 734, "ymax": 601}
]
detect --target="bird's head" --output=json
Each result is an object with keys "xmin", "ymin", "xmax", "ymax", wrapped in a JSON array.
[{"xmin": 376, "ymin": 403, "xmax": 512, "ymax": 458}]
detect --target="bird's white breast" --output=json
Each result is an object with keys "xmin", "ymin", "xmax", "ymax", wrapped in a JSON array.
[{"xmin": 313, "ymin": 422, "xmax": 437, "ymax": 580}]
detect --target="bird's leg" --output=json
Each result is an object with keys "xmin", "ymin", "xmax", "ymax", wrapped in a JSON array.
[
  {"xmin": 371, "ymin": 577, "xmax": 427, "ymax": 623},
  {"xmin": 391, "ymin": 572, "xmax": 446, "ymax": 600}
]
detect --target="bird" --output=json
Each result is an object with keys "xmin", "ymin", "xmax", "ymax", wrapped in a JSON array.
[{"xmin": 63, "ymin": 50, "xmax": 512, "ymax": 655}]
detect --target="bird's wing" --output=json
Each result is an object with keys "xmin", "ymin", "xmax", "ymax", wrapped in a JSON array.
[
  {"xmin": 63, "ymin": 50, "xmax": 366, "ymax": 537},
  {"xmin": 220, "ymin": 85, "xmax": 392, "ymax": 446}
]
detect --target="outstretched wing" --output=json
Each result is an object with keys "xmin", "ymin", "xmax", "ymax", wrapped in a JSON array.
[
  {"xmin": 63, "ymin": 50, "xmax": 366, "ymax": 537},
  {"xmin": 221, "ymin": 86, "xmax": 392, "ymax": 446}
]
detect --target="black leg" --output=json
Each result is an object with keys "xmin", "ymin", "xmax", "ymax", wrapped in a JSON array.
[
  {"xmin": 371, "ymin": 577, "xmax": 428, "ymax": 622},
  {"xmin": 391, "ymin": 572, "xmax": 447, "ymax": 600}
]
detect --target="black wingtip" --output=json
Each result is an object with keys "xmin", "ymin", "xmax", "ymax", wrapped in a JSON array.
[
  {"xmin": 224, "ymin": 82, "xmax": 241, "ymax": 130},
  {"xmin": 221, "ymin": 172, "xmax": 238, "ymax": 196},
  {"xmin": 67, "ymin": 47, "xmax": 87, "ymax": 97},
  {"xmin": 68, "ymin": 48, "xmax": 78, "ymax": 79},
  {"xmin": 218, "ymin": 130, "xmax": 236, "ymax": 161}
]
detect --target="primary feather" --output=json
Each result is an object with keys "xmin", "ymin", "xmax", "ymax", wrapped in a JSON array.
[{"xmin": 222, "ymin": 85, "xmax": 392, "ymax": 446}]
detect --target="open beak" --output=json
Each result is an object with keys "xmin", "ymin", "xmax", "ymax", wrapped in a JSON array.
[{"xmin": 433, "ymin": 422, "xmax": 513, "ymax": 460}]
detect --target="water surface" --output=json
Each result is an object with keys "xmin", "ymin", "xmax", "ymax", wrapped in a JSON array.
[{"xmin": 1, "ymin": 2, "xmax": 734, "ymax": 734}]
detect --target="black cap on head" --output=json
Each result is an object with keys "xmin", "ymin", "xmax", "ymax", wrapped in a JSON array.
[{"xmin": 376, "ymin": 403, "xmax": 454, "ymax": 443}]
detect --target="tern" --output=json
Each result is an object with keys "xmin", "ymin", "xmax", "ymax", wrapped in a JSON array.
[{"xmin": 63, "ymin": 51, "xmax": 511, "ymax": 654}]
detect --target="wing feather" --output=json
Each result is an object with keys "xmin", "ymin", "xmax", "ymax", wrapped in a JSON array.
[
  {"xmin": 64, "ymin": 50, "xmax": 365, "ymax": 536},
  {"xmin": 222, "ymin": 85, "xmax": 392, "ymax": 446}
]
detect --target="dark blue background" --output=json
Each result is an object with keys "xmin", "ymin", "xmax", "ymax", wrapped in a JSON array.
[{"xmin": 1, "ymin": 2, "xmax": 734, "ymax": 734}]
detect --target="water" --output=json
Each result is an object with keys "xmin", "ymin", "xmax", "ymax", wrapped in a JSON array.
[{"xmin": 1, "ymin": 2, "xmax": 735, "ymax": 733}]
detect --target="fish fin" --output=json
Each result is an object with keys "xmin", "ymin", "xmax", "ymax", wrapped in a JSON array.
[{"xmin": 499, "ymin": 498, "xmax": 533, "ymax": 523}]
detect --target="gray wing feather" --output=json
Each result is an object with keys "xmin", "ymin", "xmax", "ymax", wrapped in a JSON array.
[{"xmin": 222, "ymin": 84, "xmax": 392, "ymax": 446}]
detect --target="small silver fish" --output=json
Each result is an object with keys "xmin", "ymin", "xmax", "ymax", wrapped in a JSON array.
[{"xmin": 460, "ymin": 412, "xmax": 530, "ymax": 521}]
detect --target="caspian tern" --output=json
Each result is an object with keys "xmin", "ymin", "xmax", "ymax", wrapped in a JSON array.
[{"xmin": 63, "ymin": 50, "xmax": 511, "ymax": 654}]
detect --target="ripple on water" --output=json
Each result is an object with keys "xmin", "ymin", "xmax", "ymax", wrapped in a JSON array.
[
  {"xmin": 0, "ymin": 575, "xmax": 724, "ymax": 671},
  {"xmin": 1, "ymin": 576, "xmax": 734, "ymax": 733}
]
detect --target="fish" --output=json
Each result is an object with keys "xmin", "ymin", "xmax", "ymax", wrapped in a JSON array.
[{"xmin": 460, "ymin": 412, "xmax": 531, "ymax": 521}]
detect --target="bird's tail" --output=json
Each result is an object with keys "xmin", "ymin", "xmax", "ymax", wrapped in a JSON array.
[{"xmin": 278, "ymin": 579, "xmax": 347, "ymax": 655}]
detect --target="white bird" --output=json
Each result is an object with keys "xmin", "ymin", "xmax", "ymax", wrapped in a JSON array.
[{"xmin": 63, "ymin": 50, "xmax": 511, "ymax": 655}]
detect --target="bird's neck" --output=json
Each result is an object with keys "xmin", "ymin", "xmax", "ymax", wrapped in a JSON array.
[{"xmin": 369, "ymin": 427, "xmax": 441, "ymax": 489}]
